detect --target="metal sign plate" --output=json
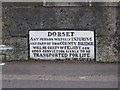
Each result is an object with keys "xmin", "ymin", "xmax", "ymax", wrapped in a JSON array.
[{"xmin": 29, "ymin": 30, "xmax": 95, "ymax": 60}]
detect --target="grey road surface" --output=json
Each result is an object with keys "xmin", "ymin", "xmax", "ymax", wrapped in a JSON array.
[{"xmin": 2, "ymin": 61, "xmax": 118, "ymax": 88}]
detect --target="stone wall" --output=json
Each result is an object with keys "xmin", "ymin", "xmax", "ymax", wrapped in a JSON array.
[{"xmin": 2, "ymin": 2, "xmax": 119, "ymax": 62}]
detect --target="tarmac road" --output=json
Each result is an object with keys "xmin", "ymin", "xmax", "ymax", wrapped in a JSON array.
[{"xmin": 1, "ymin": 61, "xmax": 118, "ymax": 88}]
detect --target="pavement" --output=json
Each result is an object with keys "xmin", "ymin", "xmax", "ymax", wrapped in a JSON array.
[{"xmin": 1, "ymin": 61, "xmax": 119, "ymax": 88}]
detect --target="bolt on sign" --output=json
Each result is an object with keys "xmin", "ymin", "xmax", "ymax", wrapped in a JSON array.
[{"xmin": 29, "ymin": 30, "xmax": 95, "ymax": 61}]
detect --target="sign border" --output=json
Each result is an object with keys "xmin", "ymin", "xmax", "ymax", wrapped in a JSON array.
[{"xmin": 28, "ymin": 29, "xmax": 96, "ymax": 61}]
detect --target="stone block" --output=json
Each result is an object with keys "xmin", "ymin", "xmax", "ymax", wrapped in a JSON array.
[
  {"xmin": 4, "ymin": 49, "xmax": 28, "ymax": 61},
  {"xmin": 2, "ymin": 6, "xmax": 117, "ymax": 37},
  {"xmin": 2, "ymin": 2, "xmax": 43, "ymax": 7},
  {"xmin": 96, "ymin": 36, "xmax": 118, "ymax": 62},
  {"xmin": 44, "ymin": 2, "xmax": 89, "ymax": 6}
]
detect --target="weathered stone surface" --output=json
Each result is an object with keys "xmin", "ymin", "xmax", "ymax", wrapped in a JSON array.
[
  {"xmin": 2, "ymin": 6, "xmax": 117, "ymax": 37},
  {"xmin": 91, "ymin": 7, "xmax": 117, "ymax": 36},
  {"xmin": 2, "ymin": 49, "xmax": 28, "ymax": 61},
  {"xmin": 44, "ymin": 2, "xmax": 89, "ymax": 6},
  {"xmin": 116, "ymin": 3, "xmax": 120, "ymax": 61},
  {"xmin": 91, "ymin": 2, "xmax": 118, "ymax": 6},
  {"xmin": 2, "ymin": 37, "xmax": 28, "ymax": 50},
  {"xmin": 96, "ymin": 36, "xmax": 118, "ymax": 62},
  {"xmin": 116, "ymin": 5, "xmax": 120, "ymax": 35},
  {"xmin": 0, "ymin": 1, "xmax": 2, "ymax": 62},
  {"xmin": 0, "ymin": 54, "xmax": 5, "ymax": 61},
  {"xmin": 2, "ymin": 2, "xmax": 43, "ymax": 7}
]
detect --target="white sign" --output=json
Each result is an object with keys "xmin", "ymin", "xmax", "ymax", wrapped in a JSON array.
[{"xmin": 29, "ymin": 30, "xmax": 95, "ymax": 60}]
